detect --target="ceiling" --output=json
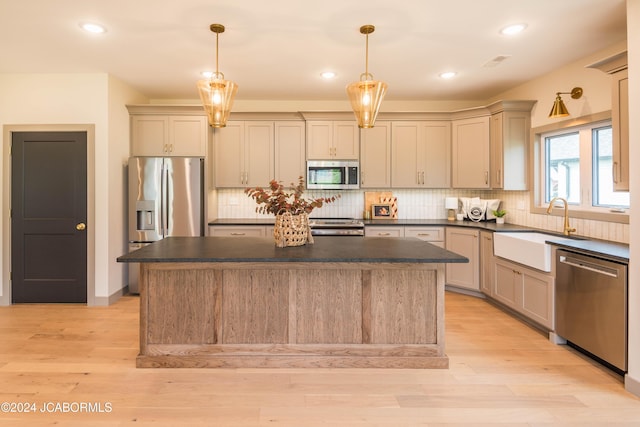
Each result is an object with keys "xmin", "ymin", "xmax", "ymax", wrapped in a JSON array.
[{"xmin": 0, "ymin": 0, "xmax": 627, "ymax": 102}]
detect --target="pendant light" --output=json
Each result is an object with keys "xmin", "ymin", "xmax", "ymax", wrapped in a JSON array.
[
  {"xmin": 197, "ymin": 24, "xmax": 238, "ymax": 128},
  {"xmin": 346, "ymin": 25, "xmax": 387, "ymax": 128}
]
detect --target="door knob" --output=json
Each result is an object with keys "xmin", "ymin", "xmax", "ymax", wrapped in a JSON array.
[{"xmin": 76, "ymin": 222, "xmax": 86, "ymax": 231}]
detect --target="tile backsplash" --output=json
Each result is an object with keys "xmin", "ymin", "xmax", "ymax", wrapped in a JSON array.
[{"xmin": 215, "ymin": 188, "xmax": 629, "ymax": 244}]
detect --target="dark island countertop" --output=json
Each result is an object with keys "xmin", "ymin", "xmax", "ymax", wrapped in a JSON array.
[{"xmin": 117, "ymin": 236, "xmax": 469, "ymax": 264}]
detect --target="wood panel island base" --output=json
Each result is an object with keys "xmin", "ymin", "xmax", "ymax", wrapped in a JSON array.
[{"xmin": 117, "ymin": 236, "xmax": 468, "ymax": 369}]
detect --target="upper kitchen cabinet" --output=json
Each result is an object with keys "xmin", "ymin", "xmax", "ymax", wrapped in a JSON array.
[
  {"xmin": 451, "ymin": 115, "xmax": 490, "ymax": 188},
  {"xmin": 487, "ymin": 101, "xmax": 535, "ymax": 190},
  {"xmin": 360, "ymin": 121, "xmax": 391, "ymax": 188},
  {"xmin": 306, "ymin": 121, "xmax": 359, "ymax": 160},
  {"xmin": 128, "ymin": 106, "xmax": 208, "ymax": 157},
  {"xmin": 214, "ymin": 121, "xmax": 274, "ymax": 187},
  {"xmin": 588, "ymin": 51, "xmax": 629, "ymax": 191},
  {"xmin": 391, "ymin": 121, "xmax": 450, "ymax": 188},
  {"xmin": 274, "ymin": 121, "xmax": 306, "ymax": 184}
]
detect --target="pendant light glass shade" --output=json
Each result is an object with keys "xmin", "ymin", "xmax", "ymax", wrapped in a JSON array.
[
  {"xmin": 197, "ymin": 24, "xmax": 238, "ymax": 128},
  {"xmin": 347, "ymin": 76, "xmax": 387, "ymax": 129},
  {"xmin": 198, "ymin": 75, "xmax": 238, "ymax": 128},
  {"xmin": 347, "ymin": 25, "xmax": 387, "ymax": 128}
]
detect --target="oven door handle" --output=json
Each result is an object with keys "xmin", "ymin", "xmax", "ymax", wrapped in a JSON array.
[{"xmin": 559, "ymin": 256, "xmax": 619, "ymax": 278}]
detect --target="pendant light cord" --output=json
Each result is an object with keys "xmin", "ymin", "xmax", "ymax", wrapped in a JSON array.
[{"xmin": 365, "ymin": 32, "xmax": 369, "ymax": 77}]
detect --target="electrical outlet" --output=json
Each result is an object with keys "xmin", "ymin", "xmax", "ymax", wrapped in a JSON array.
[
  {"xmin": 229, "ymin": 197, "xmax": 239, "ymax": 206},
  {"xmin": 517, "ymin": 200, "xmax": 525, "ymax": 210}
]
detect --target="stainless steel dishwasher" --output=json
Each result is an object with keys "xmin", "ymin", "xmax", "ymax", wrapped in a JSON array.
[{"xmin": 556, "ymin": 249, "xmax": 628, "ymax": 372}]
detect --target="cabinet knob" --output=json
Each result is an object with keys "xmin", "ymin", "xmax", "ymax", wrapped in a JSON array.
[{"xmin": 76, "ymin": 222, "xmax": 86, "ymax": 231}]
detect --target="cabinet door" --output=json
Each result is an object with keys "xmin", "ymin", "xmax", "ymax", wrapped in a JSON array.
[
  {"xmin": 360, "ymin": 122, "xmax": 391, "ymax": 188},
  {"xmin": 452, "ymin": 116, "xmax": 490, "ymax": 188},
  {"xmin": 422, "ymin": 121, "xmax": 451, "ymax": 188},
  {"xmin": 333, "ymin": 121, "xmax": 359, "ymax": 159},
  {"xmin": 391, "ymin": 122, "xmax": 420, "ymax": 188},
  {"xmin": 445, "ymin": 228, "xmax": 479, "ymax": 291},
  {"xmin": 480, "ymin": 231, "xmax": 494, "ymax": 296},
  {"xmin": 131, "ymin": 115, "xmax": 168, "ymax": 156},
  {"xmin": 612, "ymin": 68, "xmax": 629, "ymax": 191},
  {"xmin": 244, "ymin": 122, "xmax": 274, "ymax": 187},
  {"xmin": 275, "ymin": 122, "xmax": 305, "ymax": 185},
  {"xmin": 306, "ymin": 121, "xmax": 333, "ymax": 159},
  {"xmin": 521, "ymin": 268, "xmax": 554, "ymax": 329},
  {"xmin": 491, "ymin": 111, "xmax": 529, "ymax": 190},
  {"xmin": 490, "ymin": 113, "xmax": 504, "ymax": 189},
  {"xmin": 169, "ymin": 116, "xmax": 207, "ymax": 157},
  {"xmin": 493, "ymin": 259, "xmax": 518, "ymax": 308},
  {"xmin": 214, "ymin": 122, "xmax": 244, "ymax": 187}
]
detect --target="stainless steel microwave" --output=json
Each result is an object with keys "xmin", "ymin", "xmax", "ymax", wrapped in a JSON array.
[{"xmin": 306, "ymin": 160, "xmax": 359, "ymax": 190}]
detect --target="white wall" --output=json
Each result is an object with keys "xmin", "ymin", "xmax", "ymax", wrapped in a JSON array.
[
  {"xmin": 0, "ymin": 73, "xmax": 146, "ymax": 305},
  {"xmin": 490, "ymin": 41, "xmax": 627, "ymax": 128},
  {"xmin": 106, "ymin": 76, "xmax": 148, "ymax": 300}
]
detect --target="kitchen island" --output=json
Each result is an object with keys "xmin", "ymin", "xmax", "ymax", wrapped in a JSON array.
[{"xmin": 117, "ymin": 236, "xmax": 467, "ymax": 369}]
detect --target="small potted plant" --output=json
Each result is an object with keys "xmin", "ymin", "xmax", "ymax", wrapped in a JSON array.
[
  {"xmin": 245, "ymin": 177, "xmax": 340, "ymax": 247},
  {"xmin": 493, "ymin": 209, "xmax": 507, "ymax": 224}
]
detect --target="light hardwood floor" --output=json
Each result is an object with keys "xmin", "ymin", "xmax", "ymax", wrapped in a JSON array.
[{"xmin": 1, "ymin": 291, "xmax": 639, "ymax": 426}]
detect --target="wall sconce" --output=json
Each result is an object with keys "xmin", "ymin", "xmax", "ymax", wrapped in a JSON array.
[
  {"xmin": 445, "ymin": 197, "xmax": 458, "ymax": 221},
  {"xmin": 197, "ymin": 24, "xmax": 238, "ymax": 128},
  {"xmin": 346, "ymin": 25, "xmax": 388, "ymax": 128},
  {"xmin": 548, "ymin": 87, "xmax": 583, "ymax": 118}
]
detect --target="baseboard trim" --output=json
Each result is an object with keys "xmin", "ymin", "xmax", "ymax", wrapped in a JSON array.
[
  {"xmin": 93, "ymin": 286, "xmax": 129, "ymax": 306},
  {"xmin": 625, "ymin": 374, "xmax": 640, "ymax": 398}
]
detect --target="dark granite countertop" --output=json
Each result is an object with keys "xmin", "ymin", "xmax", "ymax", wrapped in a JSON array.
[
  {"xmin": 117, "ymin": 236, "xmax": 469, "ymax": 264},
  {"xmin": 543, "ymin": 237, "xmax": 629, "ymax": 263}
]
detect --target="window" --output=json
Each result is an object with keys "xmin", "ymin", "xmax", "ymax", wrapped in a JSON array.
[{"xmin": 540, "ymin": 120, "xmax": 629, "ymax": 214}]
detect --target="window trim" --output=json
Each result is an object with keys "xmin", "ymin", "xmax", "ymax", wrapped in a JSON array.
[{"xmin": 529, "ymin": 110, "xmax": 629, "ymax": 224}]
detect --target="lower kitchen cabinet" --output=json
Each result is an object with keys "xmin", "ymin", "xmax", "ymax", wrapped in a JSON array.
[
  {"xmin": 405, "ymin": 226, "xmax": 445, "ymax": 248},
  {"xmin": 364, "ymin": 226, "xmax": 404, "ymax": 238},
  {"xmin": 480, "ymin": 231, "xmax": 494, "ymax": 295},
  {"xmin": 209, "ymin": 225, "xmax": 271, "ymax": 237},
  {"xmin": 493, "ymin": 257, "xmax": 554, "ymax": 329},
  {"xmin": 445, "ymin": 227, "xmax": 479, "ymax": 291}
]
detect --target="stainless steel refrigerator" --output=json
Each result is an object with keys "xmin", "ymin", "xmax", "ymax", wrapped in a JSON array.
[{"xmin": 127, "ymin": 157, "xmax": 204, "ymax": 293}]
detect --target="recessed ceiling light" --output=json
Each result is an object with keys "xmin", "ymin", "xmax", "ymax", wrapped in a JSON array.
[
  {"xmin": 201, "ymin": 71, "xmax": 213, "ymax": 78},
  {"xmin": 500, "ymin": 23, "xmax": 527, "ymax": 36},
  {"xmin": 320, "ymin": 71, "xmax": 336, "ymax": 79},
  {"xmin": 80, "ymin": 22, "xmax": 106, "ymax": 34},
  {"xmin": 439, "ymin": 72, "xmax": 457, "ymax": 79}
]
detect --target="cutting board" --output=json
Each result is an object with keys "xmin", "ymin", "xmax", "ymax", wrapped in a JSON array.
[{"xmin": 364, "ymin": 191, "xmax": 397, "ymax": 218}]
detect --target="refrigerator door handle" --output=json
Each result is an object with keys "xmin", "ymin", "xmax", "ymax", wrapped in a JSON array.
[{"xmin": 161, "ymin": 161, "xmax": 168, "ymax": 237}]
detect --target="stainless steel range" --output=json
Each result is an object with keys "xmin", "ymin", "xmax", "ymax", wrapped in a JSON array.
[{"xmin": 309, "ymin": 218, "xmax": 365, "ymax": 236}]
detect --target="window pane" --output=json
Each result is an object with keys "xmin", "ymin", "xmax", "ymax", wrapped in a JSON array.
[
  {"xmin": 545, "ymin": 132, "xmax": 580, "ymax": 204},
  {"xmin": 593, "ymin": 126, "xmax": 630, "ymax": 208}
]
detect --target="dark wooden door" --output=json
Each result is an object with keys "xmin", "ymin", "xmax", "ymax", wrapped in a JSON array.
[{"xmin": 11, "ymin": 132, "xmax": 87, "ymax": 303}]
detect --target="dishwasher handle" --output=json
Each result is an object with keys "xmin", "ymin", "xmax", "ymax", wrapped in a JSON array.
[{"xmin": 559, "ymin": 255, "xmax": 619, "ymax": 278}]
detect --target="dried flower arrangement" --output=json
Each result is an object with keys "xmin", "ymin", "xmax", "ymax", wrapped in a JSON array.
[{"xmin": 244, "ymin": 176, "xmax": 340, "ymax": 215}]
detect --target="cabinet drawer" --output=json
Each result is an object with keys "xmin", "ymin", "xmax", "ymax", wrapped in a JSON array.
[
  {"xmin": 404, "ymin": 227, "xmax": 444, "ymax": 242},
  {"xmin": 364, "ymin": 226, "xmax": 404, "ymax": 238},
  {"xmin": 208, "ymin": 226, "xmax": 267, "ymax": 237}
]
